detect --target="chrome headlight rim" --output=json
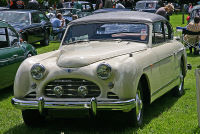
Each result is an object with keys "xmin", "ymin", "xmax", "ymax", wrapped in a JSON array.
[
  {"xmin": 96, "ymin": 63, "xmax": 112, "ymax": 80},
  {"xmin": 31, "ymin": 63, "xmax": 46, "ymax": 80}
]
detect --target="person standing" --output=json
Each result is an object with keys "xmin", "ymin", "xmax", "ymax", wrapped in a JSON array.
[
  {"xmin": 43, "ymin": 0, "xmax": 49, "ymax": 9},
  {"xmin": 184, "ymin": 16, "xmax": 200, "ymax": 55},
  {"xmin": 51, "ymin": 13, "xmax": 65, "ymax": 40},
  {"xmin": 188, "ymin": 3, "xmax": 193, "ymax": 14},
  {"xmin": 115, "ymin": 0, "xmax": 125, "ymax": 9},
  {"xmin": 95, "ymin": 0, "xmax": 103, "ymax": 10},
  {"xmin": 155, "ymin": 4, "xmax": 174, "ymax": 20},
  {"xmin": 10, "ymin": 0, "xmax": 18, "ymax": 9}
]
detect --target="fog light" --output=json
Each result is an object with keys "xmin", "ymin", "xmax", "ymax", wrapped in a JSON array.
[
  {"xmin": 78, "ymin": 86, "xmax": 88, "ymax": 97},
  {"xmin": 31, "ymin": 83, "xmax": 37, "ymax": 89},
  {"xmin": 53, "ymin": 86, "xmax": 64, "ymax": 97}
]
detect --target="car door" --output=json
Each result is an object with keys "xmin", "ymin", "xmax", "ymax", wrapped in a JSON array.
[
  {"xmin": 30, "ymin": 12, "xmax": 43, "ymax": 42},
  {"xmin": 0, "ymin": 27, "xmax": 25, "ymax": 89},
  {"xmin": 32, "ymin": 12, "xmax": 51, "ymax": 42},
  {"xmin": 151, "ymin": 21, "xmax": 175, "ymax": 97},
  {"xmin": 37, "ymin": 12, "xmax": 51, "ymax": 40}
]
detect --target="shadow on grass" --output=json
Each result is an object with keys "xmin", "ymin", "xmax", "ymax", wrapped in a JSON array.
[
  {"xmin": 4, "ymin": 89, "xmax": 182, "ymax": 134},
  {"xmin": 142, "ymin": 90, "xmax": 180, "ymax": 126},
  {"xmin": 0, "ymin": 85, "xmax": 13, "ymax": 101},
  {"xmin": 192, "ymin": 127, "xmax": 200, "ymax": 133},
  {"xmin": 186, "ymin": 52, "xmax": 200, "ymax": 58}
]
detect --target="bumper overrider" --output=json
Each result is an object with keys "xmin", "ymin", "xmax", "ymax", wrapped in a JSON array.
[{"xmin": 11, "ymin": 97, "xmax": 136, "ymax": 115}]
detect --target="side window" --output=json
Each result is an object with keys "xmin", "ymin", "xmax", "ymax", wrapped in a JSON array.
[
  {"xmin": 38, "ymin": 13, "xmax": 49, "ymax": 23},
  {"xmin": 0, "ymin": 28, "xmax": 9, "ymax": 48},
  {"xmin": 8, "ymin": 28, "xmax": 19, "ymax": 46},
  {"xmin": 152, "ymin": 21, "xmax": 164, "ymax": 45},
  {"xmin": 31, "ymin": 13, "xmax": 41, "ymax": 23}
]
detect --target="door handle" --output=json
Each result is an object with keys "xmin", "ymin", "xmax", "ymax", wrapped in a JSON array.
[{"xmin": 12, "ymin": 55, "xmax": 18, "ymax": 58}]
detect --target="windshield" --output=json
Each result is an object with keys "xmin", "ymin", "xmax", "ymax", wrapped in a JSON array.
[
  {"xmin": 63, "ymin": 23, "xmax": 149, "ymax": 45},
  {"xmin": 136, "ymin": 2, "xmax": 155, "ymax": 9},
  {"xmin": 0, "ymin": 12, "xmax": 30, "ymax": 25}
]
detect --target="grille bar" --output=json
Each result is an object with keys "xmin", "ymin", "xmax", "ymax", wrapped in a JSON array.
[{"xmin": 44, "ymin": 78, "xmax": 101, "ymax": 98}]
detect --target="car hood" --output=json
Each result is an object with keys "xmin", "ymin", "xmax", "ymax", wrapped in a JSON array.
[
  {"xmin": 10, "ymin": 23, "xmax": 26, "ymax": 32},
  {"xmin": 57, "ymin": 41, "xmax": 147, "ymax": 68}
]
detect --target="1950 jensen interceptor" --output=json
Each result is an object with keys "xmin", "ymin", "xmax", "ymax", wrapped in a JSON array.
[{"xmin": 12, "ymin": 11, "xmax": 187, "ymax": 126}]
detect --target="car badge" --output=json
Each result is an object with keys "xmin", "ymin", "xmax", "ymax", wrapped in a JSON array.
[{"xmin": 77, "ymin": 86, "xmax": 88, "ymax": 97}]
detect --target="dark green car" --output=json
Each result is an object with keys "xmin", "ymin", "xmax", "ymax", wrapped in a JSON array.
[{"xmin": 0, "ymin": 20, "xmax": 37, "ymax": 89}]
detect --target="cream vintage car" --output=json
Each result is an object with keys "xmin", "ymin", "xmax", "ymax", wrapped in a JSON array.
[{"xmin": 12, "ymin": 11, "xmax": 187, "ymax": 126}]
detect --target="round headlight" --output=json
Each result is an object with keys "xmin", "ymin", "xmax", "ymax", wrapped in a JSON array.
[
  {"xmin": 97, "ymin": 63, "xmax": 112, "ymax": 80},
  {"xmin": 31, "ymin": 63, "xmax": 46, "ymax": 80}
]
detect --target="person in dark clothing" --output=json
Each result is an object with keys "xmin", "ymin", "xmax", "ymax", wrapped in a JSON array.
[
  {"xmin": 125, "ymin": 0, "xmax": 132, "ymax": 9},
  {"xmin": 57, "ymin": 0, "xmax": 64, "ymax": 9},
  {"xmin": 10, "ymin": 0, "xmax": 18, "ymax": 9},
  {"xmin": 26, "ymin": 0, "xmax": 40, "ymax": 10},
  {"xmin": 16, "ymin": 0, "xmax": 25, "ymax": 9},
  {"xmin": 95, "ymin": 0, "xmax": 103, "ymax": 10},
  {"xmin": 156, "ymin": 4, "xmax": 174, "ymax": 21}
]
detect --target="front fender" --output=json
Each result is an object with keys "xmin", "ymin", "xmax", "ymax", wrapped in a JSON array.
[{"xmin": 111, "ymin": 57, "xmax": 143, "ymax": 99}]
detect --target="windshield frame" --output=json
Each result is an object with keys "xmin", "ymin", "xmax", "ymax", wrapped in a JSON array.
[{"xmin": 61, "ymin": 22, "xmax": 150, "ymax": 46}]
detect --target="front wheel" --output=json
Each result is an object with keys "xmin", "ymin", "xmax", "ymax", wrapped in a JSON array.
[
  {"xmin": 22, "ymin": 110, "xmax": 45, "ymax": 126},
  {"xmin": 127, "ymin": 82, "xmax": 144, "ymax": 127},
  {"xmin": 174, "ymin": 62, "xmax": 185, "ymax": 97}
]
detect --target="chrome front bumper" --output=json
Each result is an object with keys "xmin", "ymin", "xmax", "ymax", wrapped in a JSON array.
[{"xmin": 11, "ymin": 97, "xmax": 136, "ymax": 115}]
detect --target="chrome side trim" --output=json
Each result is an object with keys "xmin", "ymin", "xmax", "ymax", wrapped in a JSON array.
[
  {"xmin": 143, "ymin": 48, "xmax": 184, "ymax": 72},
  {"xmin": 152, "ymin": 76, "xmax": 179, "ymax": 97},
  {"xmin": 11, "ymin": 97, "xmax": 136, "ymax": 112}
]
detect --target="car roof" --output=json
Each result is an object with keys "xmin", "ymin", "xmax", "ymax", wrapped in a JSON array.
[
  {"xmin": 93, "ymin": 8, "xmax": 131, "ymax": 14},
  {"xmin": 0, "ymin": 9, "xmax": 41, "ymax": 13},
  {"xmin": 64, "ymin": 1, "xmax": 90, "ymax": 4},
  {"xmin": 69, "ymin": 11, "xmax": 166, "ymax": 25},
  {"xmin": 137, "ymin": 1, "xmax": 158, "ymax": 3},
  {"xmin": 192, "ymin": 5, "xmax": 200, "ymax": 11}
]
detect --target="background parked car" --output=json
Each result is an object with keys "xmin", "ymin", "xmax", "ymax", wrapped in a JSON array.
[
  {"xmin": 0, "ymin": 20, "xmax": 37, "ymax": 89},
  {"xmin": 12, "ymin": 11, "xmax": 187, "ymax": 127},
  {"xmin": 93, "ymin": 8, "xmax": 131, "ymax": 14},
  {"xmin": 135, "ymin": 0, "xmax": 161, "ymax": 13},
  {"xmin": 56, "ymin": 8, "xmax": 80, "ymax": 24},
  {"xmin": 63, "ymin": 1, "xmax": 94, "ymax": 14},
  {"xmin": 0, "ymin": 10, "xmax": 52, "ymax": 46}
]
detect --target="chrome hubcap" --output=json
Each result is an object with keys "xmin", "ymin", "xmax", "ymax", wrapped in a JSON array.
[
  {"xmin": 136, "ymin": 90, "xmax": 143, "ymax": 121},
  {"xmin": 179, "ymin": 74, "xmax": 183, "ymax": 91}
]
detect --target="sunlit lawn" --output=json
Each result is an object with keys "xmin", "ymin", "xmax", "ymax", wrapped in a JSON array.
[{"xmin": 0, "ymin": 14, "xmax": 200, "ymax": 134}]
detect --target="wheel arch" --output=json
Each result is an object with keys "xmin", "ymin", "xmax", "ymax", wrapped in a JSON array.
[
  {"xmin": 181, "ymin": 55, "xmax": 186, "ymax": 77},
  {"xmin": 138, "ymin": 74, "xmax": 151, "ymax": 105}
]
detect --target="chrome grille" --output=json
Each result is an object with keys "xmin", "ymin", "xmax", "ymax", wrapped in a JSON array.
[
  {"xmin": 44, "ymin": 78, "xmax": 101, "ymax": 98},
  {"xmin": 25, "ymin": 91, "xmax": 36, "ymax": 98},
  {"xmin": 107, "ymin": 92, "xmax": 119, "ymax": 99}
]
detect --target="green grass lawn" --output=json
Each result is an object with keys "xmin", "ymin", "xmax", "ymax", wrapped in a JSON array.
[{"xmin": 0, "ymin": 14, "xmax": 200, "ymax": 134}]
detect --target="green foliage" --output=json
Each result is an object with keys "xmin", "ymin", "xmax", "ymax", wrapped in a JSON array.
[{"xmin": 0, "ymin": 14, "xmax": 200, "ymax": 134}]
